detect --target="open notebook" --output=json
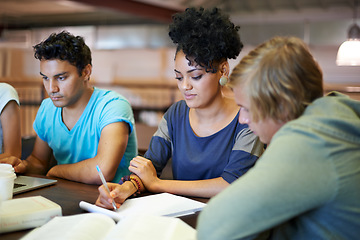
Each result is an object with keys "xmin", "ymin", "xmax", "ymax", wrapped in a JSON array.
[
  {"xmin": 80, "ymin": 193, "xmax": 206, "ymax": 222},
  {"xmin": 13, "ymin": 176, "xmax": 57, "ymax": 194}
]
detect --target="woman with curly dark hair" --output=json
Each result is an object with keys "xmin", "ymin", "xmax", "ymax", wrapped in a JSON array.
[{"xmin": 96, "ymin": 7, "xmax": 264, "ymax": 209}]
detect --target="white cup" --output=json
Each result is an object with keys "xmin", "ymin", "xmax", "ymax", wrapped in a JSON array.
[
  {"xmin": 0, "ymin": 163, "xmax": 16, "ymax": 201},
  {"xmin": 0, "ymin": 163, "xmax": 15, "ymax": 172}
]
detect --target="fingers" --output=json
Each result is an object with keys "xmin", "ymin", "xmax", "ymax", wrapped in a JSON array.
[
  {"xmin": 129, "ymin": 157, "xmax": 146, "ymax": 175},
  {"xmin": 14, "ymin": 161, "xmax": 26, "ymax": 173},
  {"xmin": 109, "ymin": 183, "xmax": 122, "ymax": 199},
  {"xmin": 129, "ymin": 157, "xmax": 152, "ymax": 171},
  {"xmin": 0, "ymin": 157, "xmax": 25, "ymax": 173},
  {"xmin": 0, "ymin": 156, "xmax": 16, "ymax": 165},
  {"xmin": 96, "ymin": 184, "xmax": 116, "ymax": 209},
  {"xmin": 132, "ymin": 155, "xmax": 148, "ymax": 161},
  {"xmin": 96, "ymin": 183, "xmax": 130, "ymax": 210},
  {"xmin": 130, "ymin": 156, "xmax": 151, "ymax": 166},
  {"xmin": 95, "ymin": 196, "xmax": 110, "ymax": 209}
]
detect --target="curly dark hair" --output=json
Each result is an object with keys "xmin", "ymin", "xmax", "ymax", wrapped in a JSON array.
[
  {"xmin": 169, "ymin": 7, "xmax": 243, "ymax": 73},
  {"xmin": 33, "ymin": 31, "xmax": 92, "ymax": 76}
]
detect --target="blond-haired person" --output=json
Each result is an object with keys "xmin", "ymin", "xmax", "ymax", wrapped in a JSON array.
[{"xmin": 197, "ymin": 36, "xmax": 360, "ymax": 240}]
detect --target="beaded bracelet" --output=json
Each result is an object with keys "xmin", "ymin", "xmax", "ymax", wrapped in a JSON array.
[
  {"xmin": 119, "ymin": 175, "xmax": 141, "ymax": 196},
  {"xmin": 130, "ymin": 176, "xmax": 141, "ymax": 192}
]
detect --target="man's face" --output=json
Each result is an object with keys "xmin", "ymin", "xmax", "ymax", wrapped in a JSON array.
[
  {"xmin": 40, "ymin": 59, "xmax": 86, "ymax": 109},
  {"xmin": 233, "ymin": 84, "xmax": 285, "ymax": 144}
]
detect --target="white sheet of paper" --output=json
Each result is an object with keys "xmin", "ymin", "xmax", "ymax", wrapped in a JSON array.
[
  {"xmin": 21, "ymin": 213, "xmax": 115, "ymax": 240},
  {"xmin": 22, "ymin": 213, "xmax": 196, "ymax": 240},
  {"xmin": 104, "ymin": 215, "xmax": 196, "ymax": 240},
  {"xmin": 79, "ymin": 193, "xmax": 206, "ymax": 221}
]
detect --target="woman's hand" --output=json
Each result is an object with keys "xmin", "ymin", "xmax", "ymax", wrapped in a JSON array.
[
  {"xmin": 95, "ymin": 182, "xmax": 136, "ymax": 209},
  {"xmin": 129, "ymin": 156, "xmax": 161, "ymax": 192}
]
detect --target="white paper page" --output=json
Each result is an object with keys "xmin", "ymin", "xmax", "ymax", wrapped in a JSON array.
[
  {"xmin": 118, "ymin": 193, "xmax": 205, "ymax": 218},
  {"xmin": 104, "ymin": 215, "xmax": 196, "ymax": 240},
  {"xmin": 80, "ymin": 193, "xmax": 206, "ymax": 221},
  {"xmin": 21, "ymin": 213, "xmax": 115, "ymax": 240}
]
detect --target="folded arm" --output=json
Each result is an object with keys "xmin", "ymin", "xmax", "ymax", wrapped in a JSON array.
[{"xmin": 46, "ymin": 121, "xmax": 129, "ymax": 184}]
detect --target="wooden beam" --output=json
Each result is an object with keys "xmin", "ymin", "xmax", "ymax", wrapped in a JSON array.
[{"xmin": 73, "ymin": 0, "xmax": 180, "ymax": 23}]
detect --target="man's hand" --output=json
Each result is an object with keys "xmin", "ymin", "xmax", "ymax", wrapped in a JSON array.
[{"xmin": 0, "ymin": 156, "xmax": 27, "ymax": 173}]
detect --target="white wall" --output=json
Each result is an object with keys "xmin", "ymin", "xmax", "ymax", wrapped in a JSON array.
[{"xmin": 2, "ymin": 20, "xmax": 360, "ymax": 85}]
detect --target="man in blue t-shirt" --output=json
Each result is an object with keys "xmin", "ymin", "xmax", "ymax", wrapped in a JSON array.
[{"xmin": 5, "ymin": 31, "xmax": 137, "ymax": 184}]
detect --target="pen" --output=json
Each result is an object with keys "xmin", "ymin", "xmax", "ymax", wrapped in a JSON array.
[{"xmin": 96, "ymin": 165, "xmax": 117, "ymax": 211}]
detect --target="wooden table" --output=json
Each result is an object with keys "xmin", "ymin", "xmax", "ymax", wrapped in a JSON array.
[{"xmin": 1, "ymin": 176, "xmax": 208, "ymax": 239}]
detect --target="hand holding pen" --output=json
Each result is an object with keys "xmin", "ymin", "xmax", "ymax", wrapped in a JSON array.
[{"xmin": 96, "ymin": 165, "xmax": 117, "ymax": 211}]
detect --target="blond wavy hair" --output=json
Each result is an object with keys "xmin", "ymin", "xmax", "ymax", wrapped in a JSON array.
[{"xmin": 228, "ymin": 36, "xmax": 323, "ymax": 122}]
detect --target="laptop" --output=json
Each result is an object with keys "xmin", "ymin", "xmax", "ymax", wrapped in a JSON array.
[{"xmin": 13, "ymin": 175, "xmax": 57, "ymax": 195}]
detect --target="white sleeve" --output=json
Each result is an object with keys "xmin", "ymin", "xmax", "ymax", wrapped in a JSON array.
[{"xmin": 0, "ymin": 83, "xmax": 20, "ymax": 114}]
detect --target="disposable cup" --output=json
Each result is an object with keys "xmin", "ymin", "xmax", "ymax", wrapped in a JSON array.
[
  {"xmin": 0, "ymin": 163, "xmax": 15, "ymax": 172},
  {"xmin": 0, "ymin": 164, "xmax": 16, "ymax": 201}
]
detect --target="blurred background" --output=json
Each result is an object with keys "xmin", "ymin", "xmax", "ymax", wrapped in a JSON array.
[{"xmin": 1, "ymin": 0, "xmax": 359, "ymax": 151}]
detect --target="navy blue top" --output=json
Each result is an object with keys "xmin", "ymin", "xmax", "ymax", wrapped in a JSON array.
[{"xmin": 144, "ymin": 100, "xmax": 263, "ymax": 183}]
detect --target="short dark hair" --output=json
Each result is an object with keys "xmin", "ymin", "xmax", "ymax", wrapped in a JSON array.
[
  {"xmin": 169, "ymin": 7, "xmax": 243, "ymax": 73},
  {"xmin": 33, "ymin": 31, "xmax": 92, "ymax": 76}
]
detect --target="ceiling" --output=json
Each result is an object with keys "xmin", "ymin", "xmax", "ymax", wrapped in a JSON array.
[{"xmin": 0, "ymin": 0, "xmax": 358, "ymax": 29}]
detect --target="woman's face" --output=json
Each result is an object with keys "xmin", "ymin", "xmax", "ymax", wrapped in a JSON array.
[{"xmin": 174, "ymin": 50, "xmax": 222, "ymax": 109}]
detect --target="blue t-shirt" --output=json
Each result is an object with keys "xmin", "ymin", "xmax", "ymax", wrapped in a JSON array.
[
  {"xmin": 144, "ymin": 100, "xmax": 263, "ymax": 183},
  {"xmin": 33, "ymin": 87, "xmax": 137, "ymax": 182}
]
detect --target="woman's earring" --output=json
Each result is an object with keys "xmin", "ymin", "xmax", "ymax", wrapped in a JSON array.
[{"xmin": 219, "ymin": 76, "xmax": 228, "ymax": 86}]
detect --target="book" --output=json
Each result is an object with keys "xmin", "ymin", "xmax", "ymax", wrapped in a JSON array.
[
  {"xmin": 21, "ymin": 213, "xmax": 197, "ymax": 240},
  {"xmin": 0, "ymin": 195, "xmax": 62, "ymax": 233},
  {"xmin": 79, "ymin": 192, "xmax": 206, "ymax": 222}
]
